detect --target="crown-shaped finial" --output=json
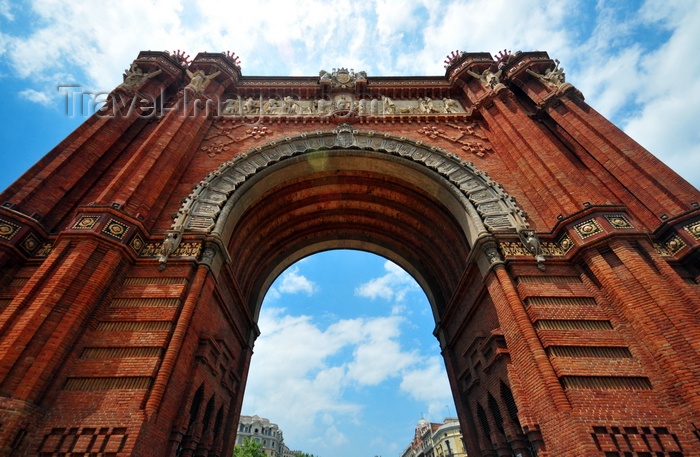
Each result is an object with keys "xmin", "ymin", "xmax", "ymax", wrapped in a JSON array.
[
  {"xmin": 444, "ymin": 50, "xmax": 464, "ymax": 68},
  {"xmin": 224, "ymin": 51, "xmax": 242, "ymax": 68},
  {"xmin": 168, "ymin": 49, "xmax": 191, "ymax": 66}
]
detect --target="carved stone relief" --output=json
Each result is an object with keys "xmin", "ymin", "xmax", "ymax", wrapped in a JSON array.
[
  {"xmin": 416, "ymin": 123, "xmax": 492, "ymax": 157},
  {"xmin": 159, "ymin": 129, "xmax": 537, "ymax": 268},
  {"xmin": 214, "ymin": 94, "xmax": 467, "ymax": 118}
]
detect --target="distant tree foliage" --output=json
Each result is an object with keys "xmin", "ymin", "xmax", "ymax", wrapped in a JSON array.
[{"xmin": 233, "ymin": 438, "xmax": 267, "ymax": 457}]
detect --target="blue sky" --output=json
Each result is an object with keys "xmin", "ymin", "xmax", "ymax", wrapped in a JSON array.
[{"xmin": 1, "ymin": 1, "xmax": 699, "ymax": 457}]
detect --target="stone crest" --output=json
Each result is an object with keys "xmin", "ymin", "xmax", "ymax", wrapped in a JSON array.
[{"xmin": 320, "ymin": 68, "xmax": 367, "ymax": 89}]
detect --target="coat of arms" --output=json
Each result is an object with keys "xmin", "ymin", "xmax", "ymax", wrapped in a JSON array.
[{"xmin": 319, "ymin": 68, "xmax": 367, "ymax": 89}]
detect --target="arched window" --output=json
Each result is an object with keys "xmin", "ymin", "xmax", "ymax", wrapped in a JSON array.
[
  {"xmin": 202, "ymin": 396, "xmax": 215, "ymax": 433},
  {"xmin": 188, "ymin": 384, "xmax": 205, "ymax": 430},
  {"xmin": 488, "ymin": 393, "xmax": 504, "ymax": 434},
  {"xmin": 500, "ymin": 381, "xmax": 521, "ymax": 428},
  {"xmin": 213, "ymin": 406, "xmax": 225, "ymax": 441}
]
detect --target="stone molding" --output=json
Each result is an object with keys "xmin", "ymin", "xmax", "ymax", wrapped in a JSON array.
[{"xmin": 158, "ymin": 127, "xmax": 536, "ymax": 268}]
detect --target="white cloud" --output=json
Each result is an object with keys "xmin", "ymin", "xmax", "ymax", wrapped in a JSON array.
[
  {"xmin": 346, "ymin": 315, "xmax": 418, "ymax": 386},
  {"xmin": 0, "ymin": 0, "xmax": 12, "ymax": 20},
  {"xmin": 278, "ymin": 266, "xmax": 319, "ymax": 295},
  {"xmin": 243, "ymin": 301, "xmax": 448, "ymax": 450},
  {"xmin": 19, "ymin": 88, "xmax": 53, "ymax": 106},
  {"xmin": 355, "ymin": 260, "xmax": 419, "ymax": 302},
  {"xmin": 620, "ymin": 2, "xmax": 700, "ymax": 187}
]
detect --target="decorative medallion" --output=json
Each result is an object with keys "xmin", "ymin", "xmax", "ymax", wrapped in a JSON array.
[
  {"xmin": 574, "ymin": 219, "xmax": 603, "ymax": 239},
  {"xmin": 35, "ymin": 242, "xmax": 53, "ymax": 257},
  {"xmin": 654, "ymin": 243, "xmax": 671, "ymax": 257},
  {"xmin": 129, "ymin": 234, "xmax": 145, "ymax": 253},
  {"xmin": 605, "ymin": 214, "xmax": 633, "ymax": 229},
  {"xmin": 0, "ymin": 218, "xmax": 20, "ymax": 240},
  {"xmin": 558, "ymin": 234, "xmax": 574, "ymax": 254},
  {"xmin": 72, "ymin": 215, "xmax": 100, "ymax": 230},
  {"xmin": 334, "ymin": 123, "xmax": 355, "ymax": 148},
  {"xmin": 683, "ymin": 220, "xmax": 700, "ymax": 240},
  {"xmin": 102, "ymin": 219, "xmax": 130, "ymax": 240},
  {"xmin": 20, "ymin": 233, "xmax": 40, "ymax": 255},
  {"xmin": 664, "ymin": 235, "xmax": 685, "ymax": 255}
]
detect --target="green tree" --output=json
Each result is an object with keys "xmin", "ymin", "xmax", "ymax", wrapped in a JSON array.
[{"xmin": 233, "ymin": 438, "xmax": 267, "ymax": 457}]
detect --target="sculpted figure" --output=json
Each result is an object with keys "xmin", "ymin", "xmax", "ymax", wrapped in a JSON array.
[
  {"xmin": 185, "ymin": 69, "xmax": 221, "ymax": 94},
  {"xmin": 468, "ymin": 68, "xmax": 503, "ymax": 89},
  {"xmin": 419, "ymin": 97, "xmax": 437, "ymax": 114},
  {"xmin": 358, "ymin": 98, "xmax": 367, "ymax": 116},
  {"xmin": 262, "ymin": 99, "xmax": 281, "ymax": 115},
  {"xmin": 222, "ymin": 98, "xmax": 240, "ymax": 115},
  {"xmin": 319, "ymin": 70, "xmax": 332, "ymax": 82},
  {"xmin": 335, "ymin": 95, "xmax": 351, "ymax": 111},
  {"xmin": 442, "ymin": 98, "xmax": 459, "ymax": 113},
  {"xmin": 527, "ymin": 59, "xmax": 566, "ymax": 87},
  {"xmin": 284, "ymin": 96, "xmax": 300, "ymax": 114},
  {"xmin": 158, "ymin": 232, "xmax": 179, "ymax": 269},
  {"xmin": 121, "ymin": 63, "xmax": 161, "ymax": 89},
  {"xmin": 243, "ymin": 97, "xmax": 257, "ymax": 114},
  {"xmin": 317, "ymin": 98, "xmax": 330, "ymax": 114},
  {"xmin": 382, "ymin": 96, "xmax": 396, "ymax": 114}
]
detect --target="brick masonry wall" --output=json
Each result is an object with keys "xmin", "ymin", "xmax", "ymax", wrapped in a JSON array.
[{"xmin": 0, "ymin": 50, "xmax": 698, "ymax": 456}]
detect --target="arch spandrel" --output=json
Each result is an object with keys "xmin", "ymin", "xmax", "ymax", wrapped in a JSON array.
[
  {"xmin": 171, "ymin": 127, "xmax": 529, "ymax": 238},
  {"xmin": 161, "ymin": 126, "xmax": 536, "ymax": 318}
]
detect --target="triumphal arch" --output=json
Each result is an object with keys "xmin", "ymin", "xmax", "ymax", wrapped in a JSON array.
[{"xmin": 1, "ymin": 49, "xmax": 699, "ymax": 456}]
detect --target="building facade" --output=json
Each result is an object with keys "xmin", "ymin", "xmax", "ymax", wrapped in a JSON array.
[
  {"xmin": 401, "ymin": 418, "xmax": 465, "ymax": 457},
  {"xmin": 0, "ymin": 49, "xmax": 699, "ymax": 456},
  {"xmin": 236, "ymin": 415, "xmax": 286, "ymax": 457}
]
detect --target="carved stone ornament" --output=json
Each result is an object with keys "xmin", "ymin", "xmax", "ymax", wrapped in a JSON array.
[
  {"xmin": 482, "ymin": 241, "xmax": 503, "ymax": 265},
  {"xmin": 684, "ymin": 220, "xmax": 700, "ymax": 240},
  {"xmin": 518, "ymin": 229, "xmax": 546, "ymax": 270},
  {"xmin": 158, "ymin": 231, "xmax": 181, "ymax": 270},
  {"xmin": 664, "ymin": 235, "xmax": 686, "ymax": 255},
  {"xmin": 208, "ymin": 94, "xmax": 467, "ymax": 119},
  {"xmin": 185, "ymin": 68, "xmax": 221, "ymax": 94},
  {"xmin": 320, "ymin": 68, "xmax": 367, "ymax": 89},
  {"xmin": 467, "ymin": 68, "xmax": 504, "ymax": 90},
  {"xmin": 162, "ymin": 129, "xmax": 533, "ymax": 267},
  {"xmin": 120, "ymin": 63, "xmax": 162, "ymax": 90},
  {"xmin": 334, "ymin": 123, "xmax": 355, "ymax": 148},
  {"xmin": 526, "ymin": 59, "xmax": 566, "ymax": 88}
]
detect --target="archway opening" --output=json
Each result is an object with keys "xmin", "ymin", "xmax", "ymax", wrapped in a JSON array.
[{"xmin": 239, "ymin": 249, "xmax": 457, "ymax": 457}]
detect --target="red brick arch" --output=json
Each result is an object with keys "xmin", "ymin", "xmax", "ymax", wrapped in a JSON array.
[
  {"xmin": 165, "ymin": 128, "xmax": 533, "ymax": 321},
  {"xmin": 1, "ymin": 49, "xmax": 699, "ymax": 457}
]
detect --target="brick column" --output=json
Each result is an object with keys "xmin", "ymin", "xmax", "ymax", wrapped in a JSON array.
[{"xmin": 0, "ymin": 235, "xmax": 126, "ymax": 452}]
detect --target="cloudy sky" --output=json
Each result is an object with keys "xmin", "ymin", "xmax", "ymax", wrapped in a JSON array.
[
  {"xmin": 244, "ymin": 251, "xmax": 449, "ymax": 457},
  {"xmin": 1, "ymin": 1, "xmax": 699, "ymax": 456}
]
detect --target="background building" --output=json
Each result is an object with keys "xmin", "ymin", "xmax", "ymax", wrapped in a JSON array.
[
  {"xmin": 401, "ymin": 418, "xmax": 466, "ymax": 457},
  {"xmin": 236, "ymin": 415, "xmax": 287, "ymax": 457}
]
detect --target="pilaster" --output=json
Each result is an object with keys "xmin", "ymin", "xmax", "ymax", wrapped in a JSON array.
[{"xmin": 506, "ymin": 51, "xmax": 699, "ymax": 229}]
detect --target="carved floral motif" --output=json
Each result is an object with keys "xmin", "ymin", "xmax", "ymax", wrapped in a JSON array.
[
  {"xmin": 416, "ymin": 122, "xmax": 492, "ymax": 157},
  {"xmin": 200, "ymin": 122, "xmax": 273, "ymax": 157}
]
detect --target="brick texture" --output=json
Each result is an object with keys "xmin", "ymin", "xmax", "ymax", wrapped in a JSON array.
[{"xmin": 0, "ymin": 50, "xmax": 699, "ymax": 456}]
